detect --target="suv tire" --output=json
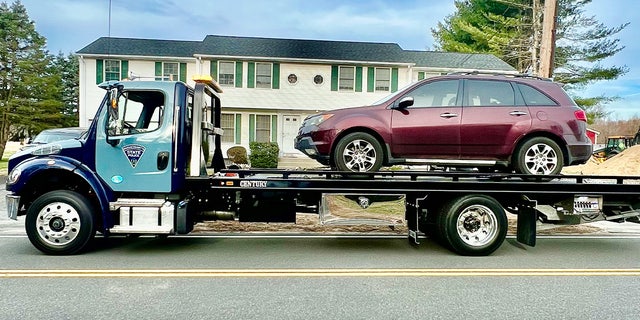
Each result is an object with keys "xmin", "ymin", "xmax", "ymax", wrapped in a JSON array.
[
  {"xmin": 334, "ymin": 132, "xmax": 383, "ymax": 172},
  {"xmin": 514, "ymin": 137, "xmax": 564, "ymax": 175}
]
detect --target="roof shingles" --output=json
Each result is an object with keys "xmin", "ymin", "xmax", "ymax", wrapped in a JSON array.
[{"xmin": 77, "ymin": 35, "xmax": 515, "ymax": 71}]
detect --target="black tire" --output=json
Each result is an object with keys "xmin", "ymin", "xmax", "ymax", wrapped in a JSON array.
[
  {"xmin": 26, "ymin": 190, "xmax": 96, "ymax": 255},
  {"xmin": 514, "ymin": 137, "xmax": 564, "ymax": 175},
  {"xmin": 333, "ymin": 132, "xmax": 384, "ymax": 172},
  {"xmin": 436, "ymin": 195, "xmax": 507, "ymax": 256}
]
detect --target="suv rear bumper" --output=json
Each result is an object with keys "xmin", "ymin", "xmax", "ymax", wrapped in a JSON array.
[{"xmin": 566, "ymin": 141, "xmax": 593, "ymax": 165}]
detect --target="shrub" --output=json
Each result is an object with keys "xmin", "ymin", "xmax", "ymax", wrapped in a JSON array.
[{"xmin": 249, "ymin": 142, "xmax": 279, "ymax": 168}]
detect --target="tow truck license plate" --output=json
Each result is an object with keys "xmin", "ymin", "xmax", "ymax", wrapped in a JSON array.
[{"xmin": 573, "ymin": 195, "xmax": 602, "ymax": 215}]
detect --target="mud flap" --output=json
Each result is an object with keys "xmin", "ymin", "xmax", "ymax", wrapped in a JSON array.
[{"xmin": 516, "ymin": 202, "xmax": 537, "ymax": 247}]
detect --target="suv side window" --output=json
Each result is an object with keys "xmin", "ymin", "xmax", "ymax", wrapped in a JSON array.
[
  {"xmin": 466, "ymin": 80, "xmax": 515, "ymax": 106},
  {"xmin": 516, "ymin": 83, "xmax": 558, "ymax": 106},
  {"xmin": 403, "ymin": 80, "xmax": 459, "ymax": 108}
]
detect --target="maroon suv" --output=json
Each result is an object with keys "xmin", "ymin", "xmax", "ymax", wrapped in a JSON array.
[{"xmin": 294, "ymin": 74, "xmax": 592, "ymax": 175}]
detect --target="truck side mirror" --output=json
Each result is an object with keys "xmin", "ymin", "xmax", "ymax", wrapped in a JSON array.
[{"xmin": 106, "ymin": 87, "xmax": 122, "ymax": 146}]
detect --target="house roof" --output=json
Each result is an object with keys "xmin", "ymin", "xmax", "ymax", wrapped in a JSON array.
[
  {"xmin": 77, "ymin": 37, "xmax": 201, "ymax": 58},
  {"xmin": 77, "ymin": 35, "xmax": 516, "ymax": 71}
]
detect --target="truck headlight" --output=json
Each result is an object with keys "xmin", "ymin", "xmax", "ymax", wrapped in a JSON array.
[{"xmin": 7, "ymin": 168, "xmax": 21, "ymax": 185}]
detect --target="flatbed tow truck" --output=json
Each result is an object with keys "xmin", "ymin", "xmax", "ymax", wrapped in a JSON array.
[{"xmin": 5, "ymin": 77, "xmax": 640, "ymax": 256}]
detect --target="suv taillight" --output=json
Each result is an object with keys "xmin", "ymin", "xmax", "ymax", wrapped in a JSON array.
[{"xmin": 574, "ymin": 109, "xmax": 587, "ymax": 122}]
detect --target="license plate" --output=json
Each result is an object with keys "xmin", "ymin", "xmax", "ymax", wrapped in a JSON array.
[{"xmin": 573, "ymin": 195, "xmax": 602, "ymax": 215}]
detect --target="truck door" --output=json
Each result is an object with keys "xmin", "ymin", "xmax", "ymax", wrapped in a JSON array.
[{"xmin": 95, "ymin": 88, "xmax": 174, "ymax": 192}]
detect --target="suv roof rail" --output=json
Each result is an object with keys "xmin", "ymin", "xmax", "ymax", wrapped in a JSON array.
[{"xmin": 445, "ymin": 70, "xmax": 552, "ymax": 81}]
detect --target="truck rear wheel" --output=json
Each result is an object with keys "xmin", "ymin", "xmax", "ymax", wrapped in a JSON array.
[
  {"xmin": 26, "ymin": 190, "xmax": 96, "ymax": 255},
  {"xmin": 436, "ymin": 195, "xmax": 507, "ymax": 256}
]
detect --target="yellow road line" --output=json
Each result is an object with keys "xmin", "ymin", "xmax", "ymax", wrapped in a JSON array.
[{"xmin": 1, "ymin": 268, "xmax": 640, "ymax": 278}]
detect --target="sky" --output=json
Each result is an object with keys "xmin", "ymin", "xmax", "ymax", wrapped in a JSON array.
[{"xmin": 16, "ymin": 0, "xmax": 640, "ymax": 119}]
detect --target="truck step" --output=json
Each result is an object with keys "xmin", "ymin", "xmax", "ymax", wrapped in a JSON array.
[{"xmin": 109, "ymin": 225, "xmax": 173, "ymax": 234}]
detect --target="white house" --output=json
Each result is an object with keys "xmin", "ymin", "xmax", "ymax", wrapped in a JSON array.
[{"xmin": 77, "ymin": 35, "xmax": 515, "ymax": 155}]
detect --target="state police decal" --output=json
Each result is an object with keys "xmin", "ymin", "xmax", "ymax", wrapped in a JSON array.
[{"xmin": 122, "ymin": 144, "xmax": 146, "ymax": 168}]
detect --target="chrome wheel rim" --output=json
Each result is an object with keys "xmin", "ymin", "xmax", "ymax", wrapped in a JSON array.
[
  {"xmin": 456, "ymin": 204, "xmax": 498, "ymax": 247},
  {"xmin": 524, "ymin": 143, "xmax": 558, "ymax": 175},
  {"xmin": 342, "ymin": 139, "xmax": 377, "ymax": 172},
  {"xmin": 35, "ymin": 201, "xmax": 81, "ymax": 246}
]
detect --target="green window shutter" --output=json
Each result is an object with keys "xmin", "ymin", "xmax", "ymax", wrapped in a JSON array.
[
  {"xmin": 96, "ymin": 59, "xmax": 103, "ymax": 84},
  {"xmin": 272, "ymin": 63, "xmax": 280, "ymax": 89},
  {"xmin": 235, "ymin": 114, "xmax": 242, "ymax": 144},
  {"xmin": 418, "ymin": 71, "xmax": 425, "ymax": 81},
  {"xmin": 155, "ymin": 62, "xmax": 162, "ymax": 81},
  {"xmin": 391, "ymin": 68, "xmax": 399, "ymax": 92},
  {"xmin": 331, "ymin": 65, "xmax": 339, "ymax": 91},
  {"xmin": 179, "ymin": 63, "xmax": 187, "ymax": 82},
  {"xmin": 355, "ymin": 66, "xmax": 363, "ymax": 92},
  {"xmin": 271, "ymin": 115, "xmax": 277, "ymax": 142},
  {"xmin": 247, "ymin": 62, "xmax": 255, "ymax": 88},
  {"xmin": 120, "ymin": 60, "xmax": 128, "ymax": 80},
  {"xmin": 367, "ymin": 67, "xmax": 375, "ymax": 92},
  {"xmin": 210, "ymin": 60, "xmax": 217, "ymax": 81},
  {"xmin": 235, "ymin": 61, "xmax": 243, "ymax": 88},
  {"xmin": 249, "ymin": 114, "xmax": 256, "ymax": 142}
]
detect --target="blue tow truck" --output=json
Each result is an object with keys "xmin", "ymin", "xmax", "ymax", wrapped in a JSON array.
[{"xmin": 5, "ymin": 76, "xmax": 640, "ymax": 256}]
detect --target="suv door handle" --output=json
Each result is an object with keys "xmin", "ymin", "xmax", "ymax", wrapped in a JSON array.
[
  {"xmin": 440, "ymin": 113, "xmax": 459, "ymax": 118},
  {"xmin": 509, "ymin": 111, "xmax": 528, "ymax": 116}
]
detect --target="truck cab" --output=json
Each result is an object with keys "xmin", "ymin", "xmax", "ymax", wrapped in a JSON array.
[{"xmin": 6, "ymin": 77, "xmax": 223, "ymax": 254}]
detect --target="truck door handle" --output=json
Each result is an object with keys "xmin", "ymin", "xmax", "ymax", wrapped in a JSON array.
[
  {"xmin": 157, "ymin": 151, "xmax": 169, "ymax": 170},
  {"xmin": 440, "ymin": 113, "xmax": 459, "ymax": 118},
  {"xmin": 509, "ymin": 111, "xmax": 528, "ymax": 116}
]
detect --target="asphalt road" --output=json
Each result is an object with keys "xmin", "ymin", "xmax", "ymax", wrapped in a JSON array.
[
  {"xmin": 2, "ymin": 183, "xmax": 640, "ymax": 319},
  {"xmin": 1, "ymin": 234, "xmax": 640, "ymax": 320}
]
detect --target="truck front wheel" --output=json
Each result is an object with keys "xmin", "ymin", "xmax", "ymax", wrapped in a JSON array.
[
  {"xmin": 26, "ymin": 190, "xmax": 96, "ymax": 255},
  {"xmin": 437, "ymin": 195, "xmax": 507, "ymax": 256}
]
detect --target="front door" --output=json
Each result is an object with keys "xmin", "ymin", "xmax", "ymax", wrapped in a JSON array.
[
  {"xmin": 282, "ymin": 115, "xmax": 301, "ymax": 154},
  {"xmin": 390, "ymin": 79, "xmax": 461, "ymax": 158},
  {"xmin": 95, "ymin": 88, "xmax": 173, "ymax": 192}
]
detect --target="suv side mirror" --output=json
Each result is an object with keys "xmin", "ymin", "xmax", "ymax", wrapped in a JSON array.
[{"xmin": 394, "ymin": 96, "xmax": 414, "ymax": 110}]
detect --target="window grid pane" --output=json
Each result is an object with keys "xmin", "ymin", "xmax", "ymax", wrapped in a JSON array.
[
  {"xmin": 339, "ymin": 66, "xmax": 354, "ymax": 91},
  {"xmin": 221, "ymin": 114, "xmax": 235, "ymax": 143},
  {"xmin": 163, "ymin": 62, "xmax": 179, "ymax": 81},
  {"xmin": 219, "ymin": 62, "xmax": 235, "ymax": 86},
  {"xmin": 256, "ymin": 115, "xmax": 271, "ymax": 142},
  {"xmin": 375, "ymin": 68, "xmax": 390, "ymax": 91},
  {"xmin": 105, "ymin": 60, "xmax": 120, "ymax": 81},
  {"xmin": 256, "ymin": 63, "xmax": 272, "ymax": 89}
]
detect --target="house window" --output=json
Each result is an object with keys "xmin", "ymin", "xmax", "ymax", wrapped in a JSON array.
[
  {"xmin": 314, "ymin": 75, "xmax": 324, "ymax": 85},
  {"xmin": 163, "ymin": 62, "xmax": 179, "ymax": 81},
  {"xmin": 339, "ymin": 66, "xmax": 355, "ymax": 91},
  {"xmin": 256, "ymin": 63, "xmax": 272, "ymax": 89},
  {"xmin": 375, "ymin": 68, "xmax": 391, "ymax": 92},
  {"xmin": 255, "ymin": 114, "xmax": 272, "ymax": 142},
  {"xmin": 104, "ymin": 60, "xmax": 121, "ymax": 81},
  {"xmin": 221, "ymin": 113, "xmax": 236, "ymax": 143},
  {"xmin": 218, "ymin": 61, "xmax": 235, "ymax": 86}
]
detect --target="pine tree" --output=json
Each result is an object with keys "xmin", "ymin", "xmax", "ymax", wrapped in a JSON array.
[
  {"xmin": 0, "ymin": 0, "xmax": 75, "ymax": 156},
  {"xmin": 432, "ymin": 0, "xmax": 628, "ymax": 122}
]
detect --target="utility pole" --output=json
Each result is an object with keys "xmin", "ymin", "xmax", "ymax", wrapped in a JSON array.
[{"xmin": 539, "ymin": 0, "xmax": 558, "ymax": 78}]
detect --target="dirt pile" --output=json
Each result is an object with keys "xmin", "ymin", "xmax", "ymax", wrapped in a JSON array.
[{"xmin": 562, "ymin": 145, "xmax": 640, "ymax": 176}]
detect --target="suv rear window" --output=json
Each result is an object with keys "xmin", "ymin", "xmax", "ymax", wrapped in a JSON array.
[{"xmin": 517, "ymin": 83, "xmax": 558, "ymax": 106}]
